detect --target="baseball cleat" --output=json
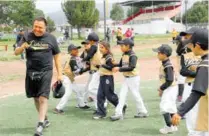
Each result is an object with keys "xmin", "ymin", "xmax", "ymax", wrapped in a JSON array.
[
  {"xmin": 110, "ymin": 114, "xmax": 123, "ymax": 121},
  {"xmin": 134, "ymin": 112, "xmax": 149, "ymax": 118},
  {"xmin": 53, "ymin": 108, "xmax": 65, "ymax": 114},
  {"xmin": 159, "ymin": 126, "xmax": 176, "ymax": 134},
  {"xmin": 93, "ymin": 114, "xmax": 106, "ymax": 120}
]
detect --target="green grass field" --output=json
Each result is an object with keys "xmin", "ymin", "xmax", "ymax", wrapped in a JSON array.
[
  {"xmin": 0, "ymin": 80, "xmax": 187, "ymax": 136},
  {"xmin": 0, "ymin": 41, "xmax": 20, "ymax": 61}
]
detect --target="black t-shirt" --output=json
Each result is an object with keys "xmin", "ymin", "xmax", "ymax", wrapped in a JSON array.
[{"xmin": 18, "ymin": 32, "xmax": 60, "ymax": 72}]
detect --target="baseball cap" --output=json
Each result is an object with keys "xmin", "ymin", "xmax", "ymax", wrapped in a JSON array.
[
  {"xmin": 179, "ymin": 27, "xmax": 199, "ymax": 36},
  {"xmin": 87, "ymin": 32, "xmax": 99, "ymax": 42},
  {"xmin": 117, "ymin": 38, "xmax": 134, "ymax": 47},
  {"xmin": 68, "ymin": 44, "xmax": 81, "ymax": 52},
  {"xmin": 191, "ymin": 28, "xmax": 208, "ymax": 47},
  {"xmin": 81, "ymin": 39, "xmax": 90, "ymax": 45},
  {"xmin": 152, "ymin": 44, "xmax": 172, "ymax": 57}
]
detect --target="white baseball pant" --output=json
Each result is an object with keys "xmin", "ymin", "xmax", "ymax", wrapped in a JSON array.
[
  {"xmin": 160, "ymin": 85, "xmax": 178, "ymax": 114},
  {"xmin": 88, "ymin": 71, "xmax": 100, "ymax": 109},
  {"xmin": 115, "ymin": 76, "xmax": 148, "ymax": 115},
  {"xmin": 183, "ymin": 83, "xmax": 204, "ymax": 136},
  {"xmin": 56, "ymin": 75, "xmax": 86, "ymax": 110},
  {"xmin": 84, "ymin": 73, "xmax": 92, "ymax": 103},
  {"xmin": 177, "ymin": 74, "xmax": 186, "ymax": 84}
]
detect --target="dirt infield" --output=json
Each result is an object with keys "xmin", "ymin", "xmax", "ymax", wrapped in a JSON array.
[{"xmin": 0, "ymin": 55, "xmax": 178, "ymax": 98}]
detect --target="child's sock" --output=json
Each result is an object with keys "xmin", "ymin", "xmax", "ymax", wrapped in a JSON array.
[
  {"xmin": 178, "ymin": 84, "xmax": 184, "ymax": 99},
  {"xmin": 163, "ymin": 113, "xmax": 172, "ymax": 127}
]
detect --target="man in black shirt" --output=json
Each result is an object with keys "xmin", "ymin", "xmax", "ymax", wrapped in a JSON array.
[{"xmin": 14, "ymin": 17, "xmax": 62, "ymax": 136}]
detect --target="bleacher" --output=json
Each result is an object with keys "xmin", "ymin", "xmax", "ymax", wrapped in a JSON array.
[{"xmin": 123, "ymin": 5, "xmax": 181, "ymax": 25}]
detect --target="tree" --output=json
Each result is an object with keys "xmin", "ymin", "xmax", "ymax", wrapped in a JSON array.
[
  {"xmin": 110, "ymin": 3, "xmax": 124, "ymax": 21},
  {"xmin": 34, "ymin": 9, "xmax": 45, "ymax": 18},
  {"xmin": 46, "ymin": 16, "xmax": 56, "ymax": 33},
  {"xmin": 0, "ymin": 2, "xmax": 12, "ymax": 24},
  {"xmin": 183, "ymin": 1, "xmax": 208, "ymax": 24},
  {"xmin": 126, "ymin": 7, "xmax": 139, "ymax": 17},
  {"xmin": 62, "ymin": 0, "xmax": 99, "ymax": 39},
  {"xmin": 0, "ymin": 1, "xmax": 36, "ymax": 27}
]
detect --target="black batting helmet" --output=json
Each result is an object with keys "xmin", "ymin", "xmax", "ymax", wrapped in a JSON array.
[{"xmin": 52, "ymin": 81, "xmax": 65, "ymax": 99}]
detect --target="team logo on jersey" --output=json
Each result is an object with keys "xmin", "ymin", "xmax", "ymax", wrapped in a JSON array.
[
  {"xmin": 29, "ymin": 40, "xmax": 49, "ymax": 50},
  {"xmin": 106, "ymin": 79, "xmax": 110, "ymax": 84},
  {"xmin": 185, "ymin": 59, "xmax": 201, "ymax": 68}
]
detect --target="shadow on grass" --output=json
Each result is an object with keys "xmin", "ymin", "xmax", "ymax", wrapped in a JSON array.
[
  {"xmin": 116, "ymin": 127, "xmax": 159, "ymax": 135},
  {"xmin": 0, "ymin": 127, "xmax": 34, "ymax": 135},
  {"xmin": 48, "ymin": 106, "xmax": 96, "ymax": 120},
  {"xmin": 131, "ymin": 127, "xmax": 159, "ymax": 135}
]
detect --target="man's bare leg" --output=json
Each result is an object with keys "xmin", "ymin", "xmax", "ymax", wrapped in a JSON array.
[
  {"xmin": 38, "ymin": 96, "xmax": 48, "ymax": 123},
  {"xmin": 34, "ymin": 98, "xmax": 40, "ymax": 112}
]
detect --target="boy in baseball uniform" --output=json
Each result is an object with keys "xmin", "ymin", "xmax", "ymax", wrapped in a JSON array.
[
  {"xmin": 110, "ymin": 38, "xmax": 148, "ymax": 121},
  {"xmin": 153, "ymin": 44, "xmax": 178, "ymax": 134},
  {"xmin": 54, "ymin": 44, "xmax": 90, "ymax": 114},
  {"xmin": 81, "ymin": 32, "xmax": 102, "ymax": 111},
  {"xmin": 80, "ymin": 40, "xmax": 92, "ymax": 103},
  {"xmin": 179, "ymin": 28, "xmax": 202, "ymax": 135},
  {"xmin": 172, "ymin": 28, "xmax": 208, "ymax": 136}
]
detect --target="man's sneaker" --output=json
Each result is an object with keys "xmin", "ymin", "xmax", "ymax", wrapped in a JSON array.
[
  {"xmin": 53, "ymin": 108, "xmax": 64, "ymax": 114},
  {"xmin": 134, "ymin": 112, "xmax": 149, "ymax": 118},
  {"xmin": 43, "ymin": 119, "xmax": 50, "ymax": 128},
  {"xmin": 79, "ymin": 105, "xmax": 90, "ymax": 110},
  {"xmin": 34, "ymin": 123, "xmax": 44, "ymax": 136},
  {"xmin": 122, "ymin": 104, "xmax": 127, "ymax": 115},
  {"xmin": 110, "ymin": 114, "xmax": 123, "ymax": 121},
  {"xmin": 159, "ymin": 126, "xmax": 175, "ymax": 134},
  {"xmin": 93, "ymin": 114, "xmax": 106, "ymax": 120}
]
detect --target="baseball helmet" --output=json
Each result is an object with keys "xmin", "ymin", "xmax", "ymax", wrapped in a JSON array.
[{"xmin": 52, "ymin": 81, "xmax": 65, "ymax": 99}]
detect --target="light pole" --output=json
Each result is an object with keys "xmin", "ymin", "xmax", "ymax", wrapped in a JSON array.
[
  {"xmin": 185, "ymin": 0, "xmax": 188, "ymax": 30},
  {"xmin": 104, "ymin": 0, "xmax": 107, "ymax": 41}
]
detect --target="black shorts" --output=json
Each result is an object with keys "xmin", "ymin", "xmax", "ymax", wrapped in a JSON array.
[{"xmin": 25, "ymin": 70, "xmax": 53, "ymax": 99}]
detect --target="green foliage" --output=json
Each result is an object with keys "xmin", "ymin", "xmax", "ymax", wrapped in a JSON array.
[
  {"xmin": 0, "ymin": 1, "xmax": 36, "ymax": 27},
  {"xmin": 62, "ymin": 0, "xmax": 99, "ymax": 39},
  {"xmin": 183, "ymin": 1, "xmax": 208, "ymax": 23},
  {"xmin": 126, "ymin": 7, "xmax": 139, "ymax": 17},
  {"xmin": 46, "ymin": 16, "xmax": 56, "ymax": 33},
  {"xmin": 34, "ymin": 9, "xmax": 45, "ymax": 18},
  {"xmin": 3, "ymin": 26, "xmax": 12, "ymax": 33},
  {"xmin": 110, "ymin": 3, "xmax": 124, "ymax": 21}
]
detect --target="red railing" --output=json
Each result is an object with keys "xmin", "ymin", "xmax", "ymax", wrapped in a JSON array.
[{"xmin": 122, "ymin": 5, "xmax": 181, "ymax": 24}]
